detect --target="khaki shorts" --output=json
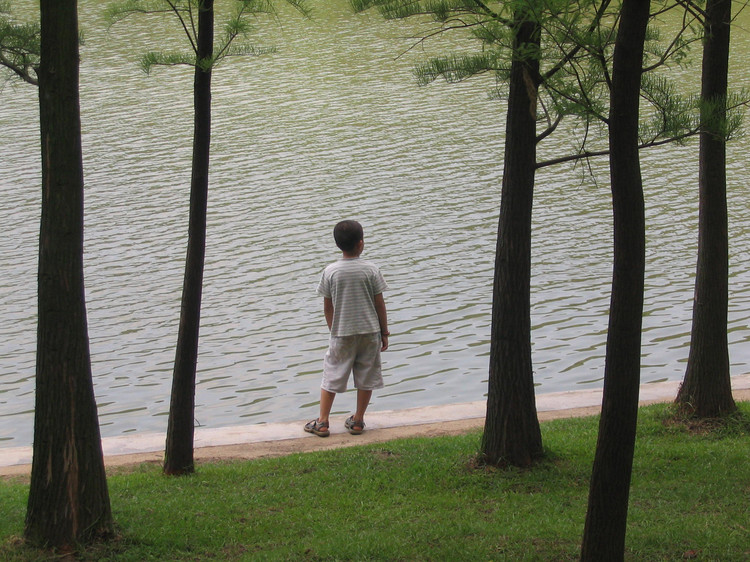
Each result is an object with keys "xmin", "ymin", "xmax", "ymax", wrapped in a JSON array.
[{"xmin": 321, "ymin": 333, "xmax": 384, "ymax": 393}]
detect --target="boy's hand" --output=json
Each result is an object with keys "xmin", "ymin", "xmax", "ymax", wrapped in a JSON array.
[{"xmin": 381, "ymin": 332, "xmax": 389, "ymax": 351}]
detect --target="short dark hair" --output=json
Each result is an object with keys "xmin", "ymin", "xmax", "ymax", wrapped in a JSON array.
[{"xmin": 333, "ymin": 220, "xmax": 364, "ymax": 252}]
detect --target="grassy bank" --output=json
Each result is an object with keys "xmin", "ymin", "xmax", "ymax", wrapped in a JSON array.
[{"xmin": 1, "ymin": 403, "xmax": 749, "ymax": 561}]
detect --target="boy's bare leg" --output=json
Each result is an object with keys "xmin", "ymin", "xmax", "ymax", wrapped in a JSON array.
[
  {"xmin": 353, "ymin": 389, "xmax": 372, "ymax": 423},
  {"xmin": 318, "ymin": 389, "xmax": 336, "ymax": 424}
]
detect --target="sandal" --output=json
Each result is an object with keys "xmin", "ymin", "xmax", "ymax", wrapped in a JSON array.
[
  {"xmin": 345, "ymin": 415, "xmax": 365, "ymax": 435},
  {"xmin": 304, "ymin": 419, "xmax": 330, "ymax": 437}
]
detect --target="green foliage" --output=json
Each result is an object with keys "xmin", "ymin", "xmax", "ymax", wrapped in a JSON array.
[
  {"xmin": 0, "ymin": 3, "xmax": 40, "ymax": 85},
  {"xmin": 725, "ymin": 89, "xmax": 748, "ymax": 140},
  {"xmin": 414, "ymin": 51, "xmax": 504, "ymax": 85},
  {"xmin": 640, "ymin": 72, "xmax": 698, "ymax": 143},
  {"xmin": 351, "ymin": 0, "xmax": 727, "ymax": 164},
  {"xmin": 350, "ymin": 0, "xmax": 428, "ymax": 20},
  {"xmin": 140, "ymin": 50, "xmax": 193, "ymax": 73},
  {"xmin": 107, "ymin": 0, "xmax": 309, "ymax": 74},
  {"xmin": 698, "ymin": 91, "xmax": 748, "ymax": 142},
  {"xmin": 351, "ymin": 0, "xmax": 498, "ymax": 22},
  {"xmin": 642, "ymin": 6, "xmax": 701, "ymax": 70},
  {"xmin": 470, "ymin": 16, "xmax": 509, "ymax": 46}
]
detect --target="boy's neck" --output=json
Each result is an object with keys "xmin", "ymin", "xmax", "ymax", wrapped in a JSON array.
[{"xmin": 342, "ymin": 239, "xmax": 364, "ymax": 259}]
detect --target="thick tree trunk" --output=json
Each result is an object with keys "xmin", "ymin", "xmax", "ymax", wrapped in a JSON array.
[
  {"xmin": 25, "ymin": 0, "xmax": 113, "ymax": 548},
  {"xmin": 675, "ymin": 0, "xmax": 736, "ymax": 418},
  {"xmin": 580, "ymin": 1, "xmax": 649, "ymax": 559},
  {"xmin": 164, "ymin": 0, "xmax": 214, "ymax": 475},
  {"xmin": 481, "ymin": 11, "xmax": 543, "ymax": 467}
]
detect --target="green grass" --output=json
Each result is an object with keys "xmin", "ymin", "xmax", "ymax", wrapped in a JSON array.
[{"xmin": 1, "ymin": 403, "xmax": 749, "ymax": 561}]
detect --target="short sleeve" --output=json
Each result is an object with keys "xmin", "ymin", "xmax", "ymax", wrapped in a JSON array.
[
  {"xmin": 372, "ymin": 269, "xmax": 388, "ymax": 295},
  {"xmin": 317, "ymin": 269, "xmax": 331, "ymax": 298}
]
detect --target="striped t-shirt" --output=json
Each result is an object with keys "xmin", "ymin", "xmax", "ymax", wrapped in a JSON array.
[{"xmin": 317, "ymin": 257, "xmax": 388, "ymax": 337}]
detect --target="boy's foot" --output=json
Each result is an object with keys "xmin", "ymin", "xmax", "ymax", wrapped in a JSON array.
[
  {"xmin": 345, "ymin": 415, "xmax": 365, "ymax": 435},
  {"xmin": 304, "ymin": 419, "xmax": 330, "ymax": 437}
]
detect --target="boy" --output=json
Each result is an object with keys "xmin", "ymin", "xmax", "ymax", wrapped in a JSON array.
[{"xmin": 304, "ymin": 220, "xmax": 390, "ymax": 437}]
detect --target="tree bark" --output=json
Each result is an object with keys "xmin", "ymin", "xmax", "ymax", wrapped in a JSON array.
[
  {"xmin": 675, "ymin": 0, "xmax": 736, "ymax": 418},
  {"xmin": 25, "ymin": 0, "xmax": 113, "ymax": 548},
  {"xmin": 164, "ymin": 0, "xmax": 214, "ymax": 475},
  {"xmin": 581, "ymin": 1, "xmax": 649, "ymax": 559},
  {"xmin": 481, "ymin": 9, "xmax": 543, "ymax": 467}
]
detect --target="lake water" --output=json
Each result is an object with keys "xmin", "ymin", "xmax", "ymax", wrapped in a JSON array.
[{"xmin": 1, "ymin": 1, "xmax": 748, "ymax": 448}]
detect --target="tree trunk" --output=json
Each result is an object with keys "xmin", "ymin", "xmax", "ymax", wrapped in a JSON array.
[
  {"xmin": 675, "ymin": 0, "xmax": 736, "ymax": 418},
  {"xmin": 164, "ymin": 0, "xmax": 214, "ymax": 475},
  {"xmin": 25, "ymin": 0, "xmax": 113, "ymax": 548},
  {"xmin": 580, "ymin": 1, "xmax": 649, "ymax": 559},
  {"xmin": 481, "ymin": 9, "xmax": 543, "ymax": 468}
]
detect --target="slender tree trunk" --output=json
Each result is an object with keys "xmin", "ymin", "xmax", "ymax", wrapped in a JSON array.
[
  {"xmin": 25, "ymin": 0, "xmax": 113, "ymax": 547},
  {"xmin": 164, "ymin": 0, "xmax": 214, "ymax": 475},
  {"xmin": 581, "ymin": 1, "xmax": 649, "ymax": 559},
  {"xmin": 481, "ymin": 9, "xmax": 543, "ymax": 468},
  {"xmin": 675, "ymin": 0, "xmax": 736, "ymax": 418}
]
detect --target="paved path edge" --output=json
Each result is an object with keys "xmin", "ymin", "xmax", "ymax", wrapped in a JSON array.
[{"xmin": 2, "ymin": 374, "xmax": 749, "ymax": 477}]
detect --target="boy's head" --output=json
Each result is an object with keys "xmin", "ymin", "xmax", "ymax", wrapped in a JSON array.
[{"xmin": 333, "ymin": 220, "xmax": 364, "ymax": 253}]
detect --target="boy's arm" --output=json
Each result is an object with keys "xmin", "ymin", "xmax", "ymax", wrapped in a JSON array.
[
  {"xmin": 374, "ymin": 292, "xmax": 389, "ymax": 351},
  {"xmin": 323, "ymin": 297, "xmax": 334, "ymax": 331}
]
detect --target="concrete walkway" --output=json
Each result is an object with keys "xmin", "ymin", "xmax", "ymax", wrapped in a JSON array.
[{"xmin": 2, "ymin": 373, "xmax": 749, "ymax": 476}]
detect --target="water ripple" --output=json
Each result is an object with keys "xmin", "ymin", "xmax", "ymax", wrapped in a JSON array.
[{"xmin": 1, "ymin": 0, "xmax": 748, "ymax": 447}]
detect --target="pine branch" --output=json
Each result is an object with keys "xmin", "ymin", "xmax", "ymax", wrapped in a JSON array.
[
  {"xmin": 0, "ymin": 49, "xmax": 37, "ymax": 85},
  {"xmin": 536, "ymin": 128, "xmax": 700, "ymax": 169},
  {"xmin": 542, "ymin": 0, "xmax": 612, "ymax": 83},
  {"xmin": 109, "ymin": 0, "xmax": 310, "ymax": 72},
  {"xmin": 0, "ymin": 13, "xmax": 40, "ymax": 86},
  {"xmin": 140, "ymin": 50, "xmax": 195, "ymax": 73}
]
